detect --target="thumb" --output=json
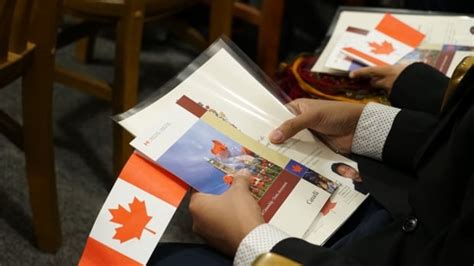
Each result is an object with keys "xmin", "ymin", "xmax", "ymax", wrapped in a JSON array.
[
  {"xmin": 231, "ymin": 170, "xmax": 251, "ymax": 190},
  {"xmin": 269, "ymin": 114, "xmax": 312, "ymax": 144}
]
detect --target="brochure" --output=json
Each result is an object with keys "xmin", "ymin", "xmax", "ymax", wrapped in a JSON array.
[
  {"xmin": 324, "ymin": 26, "xmax": 369, "ymax": 72},
  {"xmin": 80, "ymin": 39, "xmax": 371, "ymax": 265},
  {"xmin": 115, "ymin": 39, "xmax": 368, "ymax": 246},
  {"xmin": 313, "ymin": 7, "xmax": 474, "ymax": 76},
  {"xmin": 131, "ymin": 95, "xmax": 337, "ymax": 238},
  {"xmin": 341, "ymin": 13, "xmax": 425, "ymax": 67}
]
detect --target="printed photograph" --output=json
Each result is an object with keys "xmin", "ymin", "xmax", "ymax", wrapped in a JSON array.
[
  {"xmin": 398, "ymin": 48, "xmax": 441, "ymax": 66},
  {"xmin": 285, "ymin": 160, "xmax": 338, "ymax": 194},
  {"xmin": 330, "ymin": 162, "xmax": 368, "ymax": 194},
  {"xmin": 157, "ymin": 120, "xmax": 282, "ymax": 198}
]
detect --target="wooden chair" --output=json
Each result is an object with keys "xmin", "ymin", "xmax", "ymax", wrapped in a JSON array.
[
  {"xmin": 0, "ymin": 0, "xmax": 63, "ymax": 252},
  {"xmin": 441, "ymin": 56, "xmax": 474, "ymax": 110},
  {"xmin": 55, "ymin": 0, "xmax": 285, "ymax": 177},
  {"xmin": 56, "ymin": 0, "xmax": 202, "ymax": 177},
  {"xmin": 253, "ymin": 252, "xmax": 300, "ymax": 265},
  {"xmin": 207, "ymin": 0, "xmax": 285, "ymax": 77}
]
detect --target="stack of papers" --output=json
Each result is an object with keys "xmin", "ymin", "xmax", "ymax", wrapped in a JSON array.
[
  {"xmin": 79, "ymin": 39, "xmax": 368, "ymax": 265},
  {"xmin": 313, "ymin": 9, "xmax": 474, "ymax": 76},
  {"xmin": 326, "ymin": 13, "xmax": 425, "ymax": 71}
]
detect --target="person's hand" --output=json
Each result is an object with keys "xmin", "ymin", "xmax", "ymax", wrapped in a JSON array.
[
  {"xmin": 269, "ymin": 99, "xmax": 364, "ymax": 154},
  {"xmin": 189, "ymin": 170, "xmax": 264, "ymax": 256},
  {"xmin": 349, "ymin": 64, "xmax": 408, "ymax": 94}
]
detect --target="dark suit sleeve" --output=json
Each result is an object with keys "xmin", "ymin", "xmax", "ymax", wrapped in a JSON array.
[
  {"xmin": 390, "ymin": 63, "xmax": 449, "ymax": 114},
  {"xmin": 271, "ymin": 238, "xmax": 361, "ymax": 265},
  {"xmin": 381, "ymin": 109, "xmax": 438, "ymax": 172},
  {"xmin": 415, "ymin": 172, "xmax": 474, "ymax": 265},
  {"xmin": 270, "ymin": 173, "xmax": 474, "ymax": 266}
]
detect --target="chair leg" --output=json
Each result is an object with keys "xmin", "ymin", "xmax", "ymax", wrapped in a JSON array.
[
  {"xmin": 112, "ymin": 2, "xmax": 145, "ymax": 177},
  {"xmin": 257, "ymin": 0, "xmax": 284, "ymax": 77},
  {"xmin": 75, "ymin": 36, "xmax": 95, "ymax": 63},
  {"xmin": 208, "ymin": 0, "xmax": 234, "ymax": 43},
  {"xmin": 22, "ymin": 44, "xmax": 61, "ymax": 253}
]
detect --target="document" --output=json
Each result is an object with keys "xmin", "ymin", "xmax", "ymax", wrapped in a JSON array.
[
  {"xmin": 341, "ymin": 13, "xmax": 425, "ymax": 66},
  {"xmin": 131, "ymin": 95, "xmax": 336, "ymax": 237},
  {"xmin": 81, "ymin": 39, "xmax": 370, "ymax": 265},
  {"xmin": 118, "ymin": 40, "xmax": 368, "ymax": 245},
  {"xmin": 313, "ymin": 8, "xmax": 474, "ymax": 76}
]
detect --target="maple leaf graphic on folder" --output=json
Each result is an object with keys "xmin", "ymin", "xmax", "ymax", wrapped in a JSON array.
[
  {"xmin": 368, "ymin": 40, "xmax": 395, "ymax": 55},
  {"xmin": 320, "ymin": 200, "xmax": 337, "ymax": 216},
  {"xmin": 291, "ymin": 164, "xmax": 303, "ymax": 173},
  {"xmin": 109, "ymin": 197, "xmax": 156, "ymax": 243}
]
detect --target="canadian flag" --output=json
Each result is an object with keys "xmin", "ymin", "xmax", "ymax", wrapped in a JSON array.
[
  {"xmin": 342, "ymin": 13, "xmax": 425, "ymax": 66},
  {"xmin": 79, "ymin": 153, "xmax": 188, "ymax": 265}
]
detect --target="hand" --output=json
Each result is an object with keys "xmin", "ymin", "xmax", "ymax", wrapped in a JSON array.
[
  {"xmin": 269, "ymin": 99, "xmax": 364, "ymax": 154},
  {"xmin": 189, "ymin": 171, "xmax": 264, "ymax": 256},
  {"xmin": 349, "ymin": 64, "xmax": 408, "ymax": 94}
]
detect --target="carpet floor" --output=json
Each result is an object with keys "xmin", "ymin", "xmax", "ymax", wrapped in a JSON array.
[{"xmin": 0, "ymin": 25, "xmax": 206, "ymax": 265}]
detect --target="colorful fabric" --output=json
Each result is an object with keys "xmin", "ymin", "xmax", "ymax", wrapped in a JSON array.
[{"xmin": 276, "ymin": 54, "xmax": 390, "ymax": 105}]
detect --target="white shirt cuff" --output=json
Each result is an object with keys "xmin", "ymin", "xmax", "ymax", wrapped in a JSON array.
[
  {"xmin": 351, "ymin": 103, "xmax": 401, "ymax": 160},
  {"xmin": 233, "ymin": 223, "xmax": 289, "ymax": 266}
]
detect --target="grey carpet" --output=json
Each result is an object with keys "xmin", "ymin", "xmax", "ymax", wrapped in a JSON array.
[{"xmin": 0, "ymin": 25, "xmax": 205, "ymax": 265}]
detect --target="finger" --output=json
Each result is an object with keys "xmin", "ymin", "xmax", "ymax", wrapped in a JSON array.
[
  {"xmin": 189, "ymin": 191, "xmax": 209, "ymax": 204},
  {"xmin": 189, "ymin": 192, "xmax": 213, "ymax": 216},
  {"xmin": 370, "ymin": 77, "xmax": 389, "ymax": 89},
  {"xmin": 190, "ymin": 187, "xmax": 198, "ymax": 195},
  {"xmin": 350, "ymin": 66, "xmax": 386, "ymax": 78},
  {"xmin": 230, "ymin": 174, "xmax": 251, "ymax": 190},
  {"xmin": 285, "ymin": 100, "xmax": 303, "ymax": 115},
  {"xmin": 269, "ymin": 113, "xmax": 313, "ymax": 144},
  {"xmin": 235, "ymin": 168, "xmax": 252, "ymax": 178},
  {"xmin": 349, "ymin": 66, "xmax": 377, "ymax": 78}
]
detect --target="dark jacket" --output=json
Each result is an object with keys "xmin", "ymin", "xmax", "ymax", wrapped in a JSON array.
[{"xmin": 271, "ymin": 63, "xmax": 474, "ymax": 266}]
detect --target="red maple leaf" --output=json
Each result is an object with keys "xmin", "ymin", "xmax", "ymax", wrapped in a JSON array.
[
  {"xmin": 320, "ymin": 200, "xmax": 337, "ymax": 216},
  {"xmin": 368, "ymin": 40, "xmax": 394, "ymax": 55},
  {"xmin": 109, "ymin": 197, "xmax": 156, "ymax": 243},
  {"xmin": 291, "ymin": 164, "xmax": 303, "ymax": 173},
  {"xmin": 223, "ymin": 175, "xmax": 233, "ymax": 185}
]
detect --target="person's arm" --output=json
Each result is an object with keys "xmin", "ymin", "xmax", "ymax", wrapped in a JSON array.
[
  {"xmin": 234, "ymin": 224, "xmax": 289, "ymax": 266},
  {"xmin": 351, "ymin": 102, "xmax": 439, "ymax": 172},
  {"xmin": 267, "ymin": 99, "xmax": 439, "ymax": 171},
  {"xmin": 350, "ymin": 63, "xmax": 449, "ymax": 114},
  {"xmin": 271, "ymin": 173, "xmax": 474, "ymax": 265},
  {"xmin": 389, "ymin": 63, "xmax": 449, "ymax": 114},
  {"xmin": 237, "ymin": 172, "xmax": 474, "ymax": 266},
  {"xmin": 381, "ymin": 108, "xmax": 438, "ymax": 171}
]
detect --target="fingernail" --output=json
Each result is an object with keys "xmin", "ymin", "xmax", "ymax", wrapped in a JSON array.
[
  {"xmin": 349, "ymin": 72, "xmax": 354, "ymax": 78},
  {"xmin": 269, "ymin": 129, "xmax": 284, "ymax": 142}
]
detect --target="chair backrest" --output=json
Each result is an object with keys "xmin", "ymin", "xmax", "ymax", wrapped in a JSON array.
[
  {"xmin": 206, "ymin": 0, "xmax": 285, "ymax": 76},
  {"xmin": 1, "ymin": 0, "xmax": 33, "ymax": 62},
  {"xmin": 0, "ymin": 0, "xmax": 62, "ymax": 86},
  {"xmin": 441, "ymin": 56, "xmax": 474, "ymax": 111}
]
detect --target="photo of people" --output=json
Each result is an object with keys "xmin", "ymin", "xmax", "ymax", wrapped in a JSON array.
[
  {"xmin": 302, "ymin": 169, "xmax": 338, "ymax": 194},
  {"xmin": 330, "ymin": 162, "xmax": 362, "ymax": 182},
  {"xmin": 209, "ymin": 139, "xmax": 283, "ymax": 200},
  {"xmin": 285, "ymin": 161, "xmax": 338, "ymax": 194},
  {"xmin": 157, "ymin": 120, "xmax": 281, "ymax": 197}
]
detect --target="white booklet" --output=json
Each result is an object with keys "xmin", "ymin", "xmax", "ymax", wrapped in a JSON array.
[
  {"xmin": 130, "ymin": 94, "xmax": 336, "ymax": 238},
  {"xmin": 340, "ymin": 13, "xmax": 425, "ymax": 67},
  {"xmin": 115, "ymin": 39, "xmax": 368, "ymax": 245},
  {"xmin": 313, "ymin": 8, "xmax": 474, "ymax": 76}
]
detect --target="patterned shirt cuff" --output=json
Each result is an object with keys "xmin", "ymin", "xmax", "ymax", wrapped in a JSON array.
[
  {"xmin": 351, "ymin": 103, "xmax": 401, "ymax": 160},
  {"xmin": 233, "ymin": 224, "xmax": 289, "ymax": 266}
]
